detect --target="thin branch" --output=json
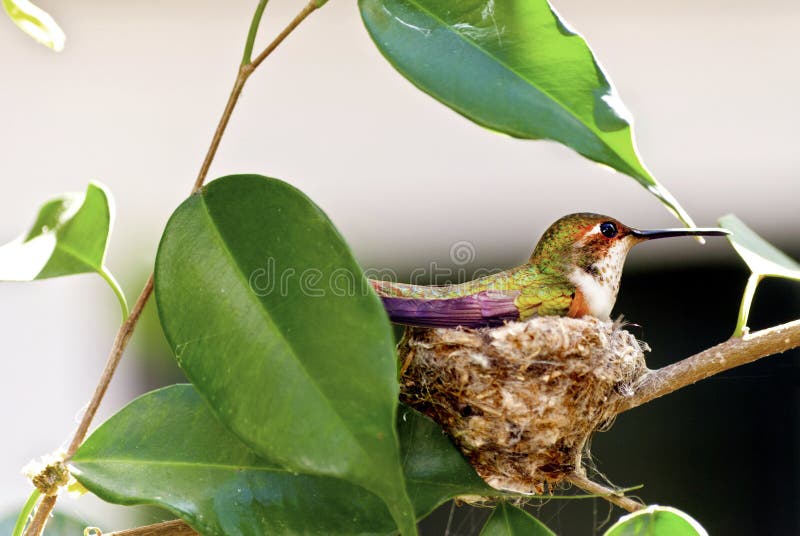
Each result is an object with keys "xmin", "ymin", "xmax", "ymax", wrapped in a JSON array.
[
  {"xmin": 617, "ymin": 318, "xmax": 800, "ymax": 413},
  {"xmin": 66, "ymin": 275, "xmax": 154, "ymax": 456},
  {"xmin": 191, "ymin": 0, "xmax": 321, "ymax": 193},
  {"xmin": 249, "ymin": 0, "xmax": 319, "ymax": 72},
  {"xmin": 191, "ymin": 72, "xmax": 248, "ymax": 192},
  {"xmin": 565, "ymin": 473, "xmax": 643, "ymax": 513},
  {"xmin": 19, "ymin": 497, "xmax": 55, "ymax": 536},
  {"xmin": 22, "ymin": 2, "xmax": 326, "ymax": 534},
  {"xmin": 100, "ymin": 519, "xmax": 198, "ymax": 536},
  {"xmin": 22, "ymin": 276, "xmax": 154, "ymax": 536}
]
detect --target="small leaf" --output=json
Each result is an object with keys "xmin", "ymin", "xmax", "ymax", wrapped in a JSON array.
[
  {"xmin": 358, "ymin": 0, "xmax": 695, "ymax": 226},
  {"xmin": 2, "ymin": 0, "xmax": 65, "ymax": 51},
  {"xmin": 0, "ymin": 182, "xmax": 128, "ymax": 318},
  {"xmin": 479, "ymin": 502, "xmax": 555, "ymax": 536},
  {"xmin": 718, "ymin": 214, "xmax": 800, "ymax": 336},
  {"xmin": 719, "ymin": 214, "xmax": 800, "ymax": 278},
  {"xmin": 604, "ymin": 505, "xmax": 708, "ymax": 536},
  {"xmin": 154, "ymin": 175, "xmax": 415, "ymax": 534},
  {"xmin": 0, "ymin": 183, "xmax": 109, "ymax": 280}
]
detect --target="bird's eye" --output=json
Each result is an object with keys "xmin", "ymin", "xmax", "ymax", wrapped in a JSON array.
[{"xmin": 600, "ymin": 221, "xmax": 618, "ymax": 238}]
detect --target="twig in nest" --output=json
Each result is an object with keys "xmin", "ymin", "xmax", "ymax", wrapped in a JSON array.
[{"xmin": 565, "ymin": 472, "xmax": 644, "ymax": 513}]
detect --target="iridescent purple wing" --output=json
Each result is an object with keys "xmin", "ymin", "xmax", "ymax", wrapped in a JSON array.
[{"xmin": 379, "ymin": 291, "xmax": 520, "ymax": 328}]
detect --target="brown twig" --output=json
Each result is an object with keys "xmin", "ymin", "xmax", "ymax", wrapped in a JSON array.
[
  {"xmin": 66, "ymin": 275, "xmax": 154, "ymax": 457},
  {"xmin": 617, "ymin": 318, "xmax": 800, "ymax": 413},
  {"xmin": 191, "ymin": 0, "xmax": 319, "ymax": 193},
  {"xmin": 565, "ymin": 472, "xmax": 644, "ymax": 513},
  {"xmin": 98, "ymin": 519, "xmax": 198, "ymax": 536},
  {"xmin": 22, "ymin": 3, "xmax": 323, "ymax": 535},
  {"xmin": 18, "ymin": 497, "xmax": 56, "ymax": 536},
  {"xmin": 191, "ymin": 73, "xmax": 248, "ymax": 193},
  {"xmin": 249, "ymin": 0, "xmax": 318, "ymax": 72},
  {"xmin": 21, "ymin": 276, "xmax": 154, "ymax": 536}
]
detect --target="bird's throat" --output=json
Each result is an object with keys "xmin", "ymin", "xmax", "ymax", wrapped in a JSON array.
[{"xmin": 567, "ymin": 240, "xmax": 629, "ymax": 319}]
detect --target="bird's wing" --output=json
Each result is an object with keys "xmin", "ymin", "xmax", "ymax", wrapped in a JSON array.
[
  {"xmin": 514, "ymin": 284, "xmax": 576, "ymax": 319},
  {"xmin": 379, "ymin": 290, "xmax": 521, "ymax": 328}
]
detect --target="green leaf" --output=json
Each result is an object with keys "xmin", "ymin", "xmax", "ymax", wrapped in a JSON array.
[
  {"xmin": 73, "ymin": 385, "xmax": 401, "ymax": 535},
  {"xmin": 398, "ymin": 404, "xmax": 501, "ymax": 517},
  {"xmin": 154, "ymin": 175, "xmax": 416, "ymax": 535},
  {"xmin": 358, "ymin": 0, "xmax": 695, "ymax": 227},
  {"xmin": 479, "ymin": 502, "xmax": 555, "ymax": 536},
  {"xmin": 719, "ymin": 214, "xmax": 800, "ymax": 278},
  {"xmin": 0, "ymin": 509, "xmax": 89, "ymax": 535},
  {"xmin": 72, "ymin": 387, "xmax": 497, "ymax": 534},
  {"xmin": 604, "ymin": 505, "xmax": 708, "ymax": 536},
  {"xmin": 0, "ymin": 181, "xmax": 128, "ymax": 318},
  {"xmin": 2, "ymin": 0, "xmax": 64, "ymax": 51},
  {"xmin": 718, "ymin": 214, "xmax": 800, "ymax": 336}
]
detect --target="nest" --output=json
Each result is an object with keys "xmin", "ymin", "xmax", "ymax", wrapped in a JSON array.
[{"xmin": 398, "ymin": 316, "xmax": 648, "ymax": 494}]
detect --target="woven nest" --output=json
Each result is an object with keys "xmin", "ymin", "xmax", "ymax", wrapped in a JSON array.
[{"xmin": 398, "ymin": 316, "xmax": 648, "ymax": 494}]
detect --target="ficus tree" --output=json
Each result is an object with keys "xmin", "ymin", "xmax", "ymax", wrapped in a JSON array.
[{"xmin": 2, "ymin": 1, "xmax": 799, "ymax": 535}]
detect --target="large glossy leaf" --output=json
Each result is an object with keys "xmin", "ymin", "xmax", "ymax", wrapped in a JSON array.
[
  {"xmin": 718, "ymin": 214, "xmax": 800, "ymax": 336},
  {"xmin": 72, "ymin": 386, "xmax": 498, "ymax": 534},
  {"xmin": 72, "ymin": 385, "xmax": 400, "ymax": 535},
  {"xmin": 0, "ymin": 182, "xmax": 128, "ymax": 317},
  {"xmin": 479, "ymin": 502, "xmax": 555, "ymax": 536},
  {"xmin": 604, "ymin": 505, "xmax": 708, "ymax": 536},
  {"xmin": 154, "ymin": 175, "xmax": 415, "ymax": 534},
  {"xmin": 359, "ymin": 0, "xmax": 694, "ymax": 227},
  {"xmin": 2, "ymin": 0, "xmax": 64, "ymax": 51}
]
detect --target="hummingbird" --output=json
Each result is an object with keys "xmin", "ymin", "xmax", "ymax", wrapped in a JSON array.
[{"xmin": 370, "ymin": 213, "xmax": 729, "ymax": 328}]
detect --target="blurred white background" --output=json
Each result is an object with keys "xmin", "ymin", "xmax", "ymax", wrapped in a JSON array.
[{"xmin": 0, "ymin": 0, "xmax": 797, "ymax": 529}]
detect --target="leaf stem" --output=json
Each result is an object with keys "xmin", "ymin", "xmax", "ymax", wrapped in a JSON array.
[
  {"xmin": 242, "ymin": 0, "xmax": 269, "ymax": 65},
  {"xmin": 12, "ymin": 489, "xmax": 41, "ymax": 536},
  {"xmin": 97, "ymin": 266, "xmax": 130, "ymax": 321},
  {"xmin": 22, "ymin": 2, "xmax": 326, "ymax": 535},
  {"xmin": 733, "ymin": 273, "xmax": 762, "ymax": 337}
]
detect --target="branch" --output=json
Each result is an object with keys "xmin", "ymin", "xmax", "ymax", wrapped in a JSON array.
[
  {"xmin": 191, "ymin": 0, "xmax": 321, "ymax": 193},
  {"xmin": 22, "ymin": 2, "xmax": 324, "ymax": 535},
  {"xmin": 565, "ymin": 472, "xmax": 643, "ymax": 513},
  {"xmin": 617, "ymin": 318, "xmax": 800, "ymax": 413},
  {"xmin": 66, "ymin": 276, "xmax": 154, "ymax": 456},
  {"xmin": 21, "ymin": 276, "xmax": 153, "ymax": 536},
  {"xmin": 98, "ymin": 520, "xmax": 198, "ymax": 536},
  {"xmin": 249, "ymin": 0, "xmax": 319, "ymax": 72}
]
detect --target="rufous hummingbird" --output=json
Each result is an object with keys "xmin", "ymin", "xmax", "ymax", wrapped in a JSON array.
[{"xmin": 371, "ymin": 213, "xmax": 728, "ymax": 328}]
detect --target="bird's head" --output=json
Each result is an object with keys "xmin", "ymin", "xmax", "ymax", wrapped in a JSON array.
[{"xmin": 530, "ymin": 213, "xmax": 728, "ymax": 318}]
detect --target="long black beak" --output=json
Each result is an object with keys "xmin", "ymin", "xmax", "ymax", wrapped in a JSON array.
[{"xmin": 630, "ymin": 227, "xmax": 730, "ymax": 240}]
